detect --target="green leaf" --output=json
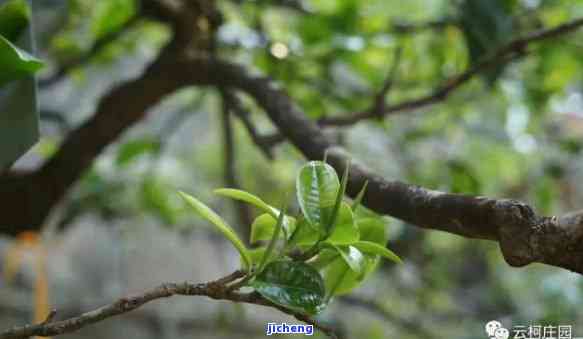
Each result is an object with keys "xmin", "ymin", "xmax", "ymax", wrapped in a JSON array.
[
  {"xmin": 214, "ymin": 188, "xmax": 294, "ymax": 235},
  {"xmin": 0, "ymin": 35, "xmax": 43, "ymax": 86},
  {"xmin": 352, "ymin": 241, "xmax": 402, "ymax": 264},
  {"xmin": 357, "ymin": 218, "xmax": 387, "ymax": 244},
  {"xmin": 141, "ymin": 177, "xmax": 178, "ymax": 225},
  {"xmin": 323, "ymin": 255, "xmax": 379, "ymax": 296},
  {"xmin": 215, "ymin": 188, "xmax": 277, "ymax": 215},
  {"xmin": 251, "ymin": 260, "xmax": 326, "ymax": 315},
  {"xmin": 251, "ymin": 214, "xmax": 277, "ymax": 244},
  {"xmin": 245, "ymin": 247, "xmax": 268, "ymax": 266},
  {"xmin": 331, "ymin": 245, "xmax": 365, "ymax": 274},
  {"xmin": 351, "ymin": 180, "xmax": 368, "ymax": 212},
  {"xmin": 116, "ymin": 137, "xmax": 161, "ymax": 167},
  {"xmin": 296, "ymin": 161, "xmax": 340, "ymax": 231},
  {"xmin": 0, "ymin": 0, "xmax": 30, "ymax": 41},
  {"xmin": 178, "ymin": 191, "xmax": 251, "ymax": 270},
  {"xmin": 259, "ymin": 206, "xmax": 286, "ymax": 270},
  {"xmin": 291, "ymin": 217, "xmax": 320, "ymax": 246},
  {"xmin": 326, "ymin": 161, "xmax": 350, "ymax": 236},
  {"xmin": 326, "ymin": 202, "xmax": 359, "ymax": 244},
  {"xmin": 92, "ymin": 0, "xmax": 136, "ymax": 39}
]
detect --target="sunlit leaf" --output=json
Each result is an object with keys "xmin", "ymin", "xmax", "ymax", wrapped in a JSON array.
[
  {"xmin": 296, "ymin": 161, "xmax": 340, "ymax": 232},
  {"xmin": 331, "ymin": 244, "xmax": 365, "ymax": 274},
  {"xmin": 214, "ymin": 188, "xmax": 294, "ymax": 235},
  {"xmin": 352, "ymin": 241, "xmax": 401, "ymax": 264},
  {"xmin": 178, "ymin": 191, "xmax": 251, "ymax": 270}
]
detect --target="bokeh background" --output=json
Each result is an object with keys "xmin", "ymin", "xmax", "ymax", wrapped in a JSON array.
[{"xmin": 2, "ymin": 0, "xmax": 583, "ymax": 338}]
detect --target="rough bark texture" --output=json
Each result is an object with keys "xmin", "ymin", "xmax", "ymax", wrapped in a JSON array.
[{"xmin": 1, "ymin": 2, "xmax": 583, "ymax": 277}]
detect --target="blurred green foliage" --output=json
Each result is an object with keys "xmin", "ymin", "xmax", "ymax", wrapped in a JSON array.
[{"xmin": 34, "ymin": 0, "xmax": 583, "ymax": 337}]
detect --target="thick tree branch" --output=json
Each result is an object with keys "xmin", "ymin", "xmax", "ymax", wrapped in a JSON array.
[
  {"xmin": 0, "ymin": 43, "xmax": 184, "ymax": 235},
  {"xmin": 0, "ymin": 270, "xmax": 337, "ymax": 339},
  {"xmin": 170, "ymin": 56, "xmax": 583, "ymax": 274},
  {"xmin": 319, "ymin": 17, "xmax": 583, "ymax": 126}
]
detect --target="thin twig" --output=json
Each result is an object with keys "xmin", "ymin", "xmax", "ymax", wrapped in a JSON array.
[
  {"xmin": 220, "ymin": 88, "xmax": 254, "ymax": 238},
  {"xmin": 369, "ymin": 46, "xmax": 403, "ymax": 117},
  {"xmin": 0, "ymin": 270, "xmax": 338, "ymax": 339},
  {"xmin": 222, "ymin": 90, "xmax": 277, "ymax": 159},
  {"xmin": 319, "ymin": 17, "xmax": 583, "ymax": 126}
]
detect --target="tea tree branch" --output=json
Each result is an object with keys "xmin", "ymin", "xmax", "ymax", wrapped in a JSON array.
[
  {"xmin": 0, "ymin": 271, "xmax": 337, "ymax": 339},
  {"xmin": 319, "ymin": 17, "xmax": 583, "ymax": 126}
]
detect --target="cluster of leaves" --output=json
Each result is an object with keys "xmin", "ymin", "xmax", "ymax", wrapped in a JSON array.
[
  {"xmin": 0, "ymin": 0, "xmax": 43, "ymax": 86},
  {"xmin": 179, "ymin": 160, "xmax": 401, "ymax": 315}
]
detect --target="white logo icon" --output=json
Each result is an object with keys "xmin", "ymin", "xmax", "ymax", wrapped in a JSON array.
[
  {"xmin": 485, "ymin": 320, "xmax": 509, "ymax": 339},
  {"xmin": 494, "ymin": 327, "xmax": 509, "ymax": 339}
]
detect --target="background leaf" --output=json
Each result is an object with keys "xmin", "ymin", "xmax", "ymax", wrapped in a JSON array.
[{"xmin": 0, "ymin": 0, "xmax": 30, "ymax": 41}]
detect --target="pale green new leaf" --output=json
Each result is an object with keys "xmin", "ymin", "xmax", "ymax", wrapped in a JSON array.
[
  {"xmin": 178, "ymin": 191, "xmax": 251, "ymax": 270},
  {"xmin": 214, "ymin": 188, "xmax": 293, "ymax": 235},
  {"xmin": 296, "ymin": 161, "xmax": 340, "ymax": 232},
  {"xmin": 352, "ymin": 241, "xmax": 402, "ymax": 264}
]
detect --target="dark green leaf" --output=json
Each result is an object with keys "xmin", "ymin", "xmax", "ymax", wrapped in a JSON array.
[{"xmin": 251, "ymin": 260, "xmax": 326, "ymax": 315}]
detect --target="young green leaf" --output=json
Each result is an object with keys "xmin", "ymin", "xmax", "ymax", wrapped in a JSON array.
[
  {"xmin": 326, "ymin": 203, "xmax": 359, "ymax": 245},
  {"xmin": 178, "ymin": 191, "xmax": 252, "ymax": 270},
  {"xmin": 251, "ymin": 260, "xmax": 326, "ymax": 315},
  {"xmin": 357, "ymin": 218, "xmax": 388, "ymax": 244},
  {"xmin": 250, "ymin": 213, "xmax": 296, "ymax": 244},
  {"xmin": 0, "ymin": 35, "xmax": 43, "ymax": 86},
  {"xmin": 214, "ymin": 188, "xmax": 293, "ymax": 235},
  {"xmin": 322, "ymin": 255, "xmax": 379, "ymax": 296},
  {"xmin": 290, "ymin": 217, "xmax": 321, "ymax": 247},
  {"xmin": 352, "ymin": 241, "xmax": 402, "ymax": 264},
  {"xmin": 351, "ymin": 180, "xmax": 368, "ymax": 212},
  {"xmin": 246, "ymin": 247, "xmax": 267, "ymax": 266},
  {"xmin": 296, "ymin": 161, "xmax": 339, "ymax": 232},
  {"xmin": 259, "ymin": 206, "xmax": 286, "ymax": 271},
  {"xmin": 331, "ymin": 245, "xmax": 365, "ymax": 274},
  {"xmin": 325, "ymin": 161, "xmax": 350, "ymax": 237}
]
